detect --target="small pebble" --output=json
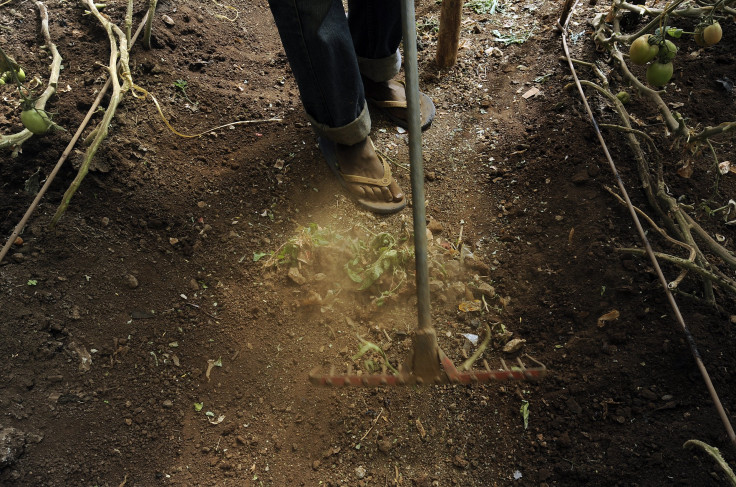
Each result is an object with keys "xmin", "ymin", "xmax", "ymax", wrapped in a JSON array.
[
  {"xmin": 101, "ymin": 217, "xmax": 109, "ymax": 227},
  {"xmin": 162, "ymin": 399, "xmax": 173, "ymax": 409},
  {"xmin": 452, "ymin": 455, "xmax": 469, "ymax": 469},
  {"xmin": 13, "ymin": 237, "xmax": 23, "ymax": 246},
  {"xmin": 125, "ymin": 274, "xmax": 139, "ymax": 289},
  {"xmin": 640, "ymin": 389, "xmax": 657, "ymax": 401}
]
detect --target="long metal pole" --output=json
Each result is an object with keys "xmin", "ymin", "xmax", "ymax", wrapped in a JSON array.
[{"xmin": 401, "ymin": 0, "xmax": 432, "ymax": 332}]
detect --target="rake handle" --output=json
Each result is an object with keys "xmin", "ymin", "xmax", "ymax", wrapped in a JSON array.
[{"xmin": 400, "ymin": 0, "xmax": 433, "ymax": 335}]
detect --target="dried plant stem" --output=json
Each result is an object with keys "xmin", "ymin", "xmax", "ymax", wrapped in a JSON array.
[
  {"xmin": 143, "ymin": 0, "xmax": 158, "ymax": 49},
  {"xmin": 125, "ymin": 0, "xmax": 133, "ymax": 45},
  {"xmin": 460, "ymin": 322, "xmax": 491, "ymax": 371},
  {"xmin": 604, "ymin": 185, "xmax": 695, "ymax": 288},
  {"xmin": 51, "ymin": 0, "xmax": 132, "ymax": 226},
  {"xmin": 683, "ymin": 440, "xmax": 736, "ymax": 486},
  {"xmin": 691, "ymin": 120, "xmax": 736, "ymax": 142},
  {"xmin": 617, "ymin": 248, "xmax": 736, "ymax": 295},
  {"xmin": 0, "ymin": 1, "xmax": 62, "ymax": 156},
  {"xmin": 598, "ymin": 123, "xmax": 656, "ymax": 149}
]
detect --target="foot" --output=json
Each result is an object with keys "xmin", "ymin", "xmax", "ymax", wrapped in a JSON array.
[
  {"xmin": 362, "ymin": 77, "xmax": 436, "ymax": 130},
  {"xmin": 335, "ymin": 138, "xmax": 404, "ymax": 204}
]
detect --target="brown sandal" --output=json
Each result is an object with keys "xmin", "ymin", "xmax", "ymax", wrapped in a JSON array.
[
  {"xmin": 365, "ymin": 79, "xmax": 436, "ymax": 131},
  {"xmin": 319, "ymin": 137, "xmax": 407, "ymax": 215}
]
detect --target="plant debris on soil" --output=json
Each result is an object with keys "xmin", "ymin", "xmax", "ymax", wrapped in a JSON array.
[{"xmin": 1, "ymin": 0, "xmax": 735, "ymax": 486}]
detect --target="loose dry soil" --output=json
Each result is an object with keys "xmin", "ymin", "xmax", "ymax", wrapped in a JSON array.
[{"xmin": 2, "ymin": 0, "xmax": 736, "ymax": 486}]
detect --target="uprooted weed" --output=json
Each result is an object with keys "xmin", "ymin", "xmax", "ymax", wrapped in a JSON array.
[
  {"xmin": 262, "ymin": 223, "xmax": 415, "ymax": 307},
  {"xmin": 262, "ymin": 224, "xmax": 524, "ymax": 374}
]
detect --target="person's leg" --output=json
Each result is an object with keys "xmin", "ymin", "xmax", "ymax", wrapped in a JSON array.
[
  {"xmin": 348, "ymin": 0, "xmax": 435, "ymax": 130},
  {"xmin": 347, "ymin": 0, "xmax": 403, "ymax": 83},
  {"xmin": 268, "ymin": 0, "xmax": 368, "ymax": 145},
  {"xmin": 267, "ymin": 0, "xmax": 404, "ymax": 208}
]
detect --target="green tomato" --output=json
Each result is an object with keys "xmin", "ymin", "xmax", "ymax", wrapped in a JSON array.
[
  {"xmin": 616, "ymin": 91, "xmax": 631, "ymax": 104},
  {"xmin": 629, "ymin": 35, "xmax": 659, "ymax": 65},
  {"xmin": 15, "ymin": 68, "xmax": 25, "ymax": 82},
  {"xmin": 660, "ymin": 40, "xmax": 677, "ymax": 62},
  {"xmin": 646, "ymin": 61, "xmax": 673, "ymax": 87},
  {"xmin": 703, "ymin": 22, "xmax": 722, "ymax": 46},
  {"xmin": 20, "ymin": 108, "xmax": 53, "ymax": 134}
]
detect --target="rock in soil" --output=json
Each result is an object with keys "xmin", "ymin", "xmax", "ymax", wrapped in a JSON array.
[
  {"xmin": 288, "ymin": 267, "xmax": 306, "ymax": 285},
  {"xmin": 0, "ymin": 427, "xmax": 26, "ymax": 468},
  {"xmin": 125, "ymin": 274, "xmax": 139, "ymax": 289}
]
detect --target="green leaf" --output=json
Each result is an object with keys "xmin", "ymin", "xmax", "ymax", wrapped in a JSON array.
[
  {"xmin": 344, "ymin": 263, "xmax": 364, "ymax": 284},
  {"xmin": 351, "ymin": 335, "xmax": 399, "ymax": 374},
  {"xmin": 666, "ymin": 27, "xmax": 683, "ymax": 38},
  {"xmin": 194, "ymin": 402, "xmax": 203, "ymax": 412},
  {"xmin": 253, "ymin": 252, "xmax": 268, "ymax": 262},
  {"xmin": 520, "ymin": 400, "xmax": 530, "ymax": 430},
  {"xmin": 27, "ymin": 279, "xmax": 37, "ymax": 286},
  {"xmin": 214, "ymin": 357, "xmax": 222, "ymax": 367},
  {"xmin": 205, "ymin": 411, "xmax": 215, "ymax": 417}
]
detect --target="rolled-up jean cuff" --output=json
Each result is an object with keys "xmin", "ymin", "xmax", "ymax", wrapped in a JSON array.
[
  {"xmin": 358, "ymin": 50, "xmax": 402, "ymax": 83},
  {"xmin": 307, "ymin": 102, "xmax": 371, "ymax": 146}
]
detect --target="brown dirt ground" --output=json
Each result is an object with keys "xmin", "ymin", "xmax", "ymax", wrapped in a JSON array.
[{"xmin": 2, "ymin": 0, "xmax": 736, "ymax": 486}]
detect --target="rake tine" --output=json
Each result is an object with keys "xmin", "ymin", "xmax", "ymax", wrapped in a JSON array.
[
  {"xmin": 396, "ymin": 365, "xmax": 407, "ymax": 385},
  {"xmin": 310, "ymin": 348, "xmax": 548, "ymax": 387},
  {"xmin": 524, "ymin": 353, "xmax": 547, "ymax": 370},
  {"xmin": 516, "ymin": 357, "xmax": 531, "ymax": 380}
]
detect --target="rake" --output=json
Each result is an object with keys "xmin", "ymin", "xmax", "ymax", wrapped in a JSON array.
[{"xmin": 310, "ymin": 0, "xmax": 548, "ymax": 387}]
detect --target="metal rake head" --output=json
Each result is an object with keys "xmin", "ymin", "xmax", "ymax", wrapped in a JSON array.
[{"xmin": 309, "ymin": 349, "xmax": 547, "ymax": 387}]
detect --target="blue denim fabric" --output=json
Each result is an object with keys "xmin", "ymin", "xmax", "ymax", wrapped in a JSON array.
[{"xmin": 268, "ymin": 0, "xmax": 402, "ymax": 145}]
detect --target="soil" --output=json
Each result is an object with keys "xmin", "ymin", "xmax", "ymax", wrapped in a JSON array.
[{"xmin": 2, "ymin": 0, "xmax": 735, "ymax": 486}]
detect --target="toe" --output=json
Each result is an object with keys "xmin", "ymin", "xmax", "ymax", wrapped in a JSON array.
[
  {"xmin": 379, "ymin": 185, "xmax": 393, "ymax": 202},
  {"xmin": 388, "ymin": 180, "xmax": 403, "ymax": 202}
]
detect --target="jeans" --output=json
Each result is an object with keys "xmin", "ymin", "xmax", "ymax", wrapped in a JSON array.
[{"xmin": 268, "ymin": 0, "xmax": 403, "ymax": 145}]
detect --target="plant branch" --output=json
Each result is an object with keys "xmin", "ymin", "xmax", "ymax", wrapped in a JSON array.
[
  {"xmin": 604, "ymin": 185, "xmax": 695, "ymax": 288},
  {"xmin": 460, "ymin": 322, "xmax": 492, "ymax": 371},
  {"xmin": 683, "ymin": 440, "xmax": 736, "ymax": 486},
  {"xmin": 599, "ymin": 123, "xmax": 656, "ymax": 149},
  {"xmin": 143, "ymin": 0, "xmax": 158, "ymax": 49},
  {"xmin": 51, "ymin": 0, "xmax": 131, "ymax": 225},
  {"xmin": 0, "ymin": 1, "xmax": 62, "ymax": 156},
  {"xmin": 619, "ymin": 247, "xmax": 736, "ymax": 295}
]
